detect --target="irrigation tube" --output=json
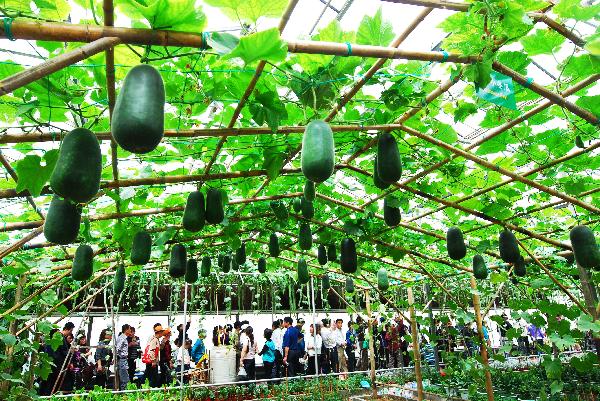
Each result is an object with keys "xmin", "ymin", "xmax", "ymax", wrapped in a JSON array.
[{"xmin": 40, "ymin": 367, "xmax": 411, "ymax": 398}]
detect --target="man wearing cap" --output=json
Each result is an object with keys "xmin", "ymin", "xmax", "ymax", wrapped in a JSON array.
[
  {"xmin": 116, "ymin": 324, "xmax": 133, "ymax": 390},
  {"xmin": 144, "ymin": 324, "xmax": 164, "ymax": 387}
]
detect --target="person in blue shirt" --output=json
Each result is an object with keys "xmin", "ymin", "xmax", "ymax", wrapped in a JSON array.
[
  {"xmin": 259, "ymin": 328, "xmax": 276, "ymax": 379},
  {"xmin": 282, "ymin": 317, "xmax": 301, "ymax": 377},
  {"xmin": 190, "ymin": 329, "xmax": 206, "ymax": 365},
  {"xmin": 345, "ymin": 321, "xmax": 357, "ymax": 372}
]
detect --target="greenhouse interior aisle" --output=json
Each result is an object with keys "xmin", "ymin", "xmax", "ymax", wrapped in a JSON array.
[{"xmin": 0, "ymin": 0, "xmax": 598, "ymax": 400}]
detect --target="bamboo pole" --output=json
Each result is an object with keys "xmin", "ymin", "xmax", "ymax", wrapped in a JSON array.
[
  {"xmin": 492, "ymin": 62, "xmax": 598, "ymax": 125},
  {"xmin": 329, "ymin": 286, "xmax": 360, "ymax": 314},
  {"xmin": 16, "ymin": 265, "xmax": 114, "ymax": 336},
  {"xmin": 0, "ymin": 123, "xmax": 410, "ymax": 144},
  {"xmin": 470, "ymin": 276, "xmax": 495, "ymax": 401},
  {"xmin": 345, "ymin": 164, "xmax": 571, "ymax": 251},
  {"xmin": 0, "ymin": 37, "xmax": 120, "ymax": 95},
  {"xmin": 359, "ymin": 273, "xmax": 413, "ymax": 324},
  {"xmin": 0, "ymin": 167, "xmax": 309, "ymax": 199},
  {"xmin": 0, "ymin": 275, "xmax": 26, "ymax": 393},
  {"xmin": 409, "ymin": 255, "xmax": 462, "ymax": 305},
  {"xmin": 1, "ymin": 193, "xmax": 301, "ymax": 233},
  {"xmin": 365, "ymin": 290, "xmax": 377, "ymax": 399},
  {"xmin": 407, "ymin": 287, "xmax": 424, "ymax": 401},
  {"xmin": 381, "ymin": 0, "xmax": 585, "ymax": 47},
  {"xmin": 52, "ymin": 282, "xmax": 111, "ymax": 325},
  {"xmin": 203, "ymin": 0, "xmax": 299, "ymax": 175},
  {"xmin": 516, "ymin": 238, "xmax": 590, "ymax": 315},
  {"xmin": 408, "ymin": 140, "xmax": 600, "ymax": 223},
  {"xmin": 0, "ymin": 226, "xmax": 44, "ymax": 259},
  {"xmin": 325, "ymin": 7, "xmax": 433, "ymax": 121},
  {"xmin": 398, "ymin": 124, "xmax": 600, "ymax": 213},
  {"xmin": 482, "ymin": 266, "xmax": 514, "ymax": 319},
  {"xmin": 0, "ymin": 271, "xmax": 70, "ymax": 319}
]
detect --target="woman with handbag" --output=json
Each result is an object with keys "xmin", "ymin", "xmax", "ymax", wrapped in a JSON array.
[{"xmin": 239, "ymin": 326, "xmax": 258, "ymax": 380}]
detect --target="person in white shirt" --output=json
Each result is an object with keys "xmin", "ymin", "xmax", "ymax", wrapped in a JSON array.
[
  {"xmin": 271, "ymin": 320, "xmax": 284, "ymax": 378},
  {"xmin": 320, "ymin": 319, "xmax": 337, "ymax": 373},
  {"xmin": 333, "ymin": 319, "xmax": 348, "ymax": 376},
  {"xmin": 174, "ymin": 338, "xmax": 192, "ymax": 384},
  {"xmin": 240, "ymin": 326, "xmax": 258, "ymax": 380},
  {"xmin": 305, "ymin": 324, "xmax": 322, "ymax": 375}
]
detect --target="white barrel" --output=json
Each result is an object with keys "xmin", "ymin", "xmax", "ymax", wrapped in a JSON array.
[{"xmin": 209, "ymin": 346, "xmax": 237, "ymax": 384}]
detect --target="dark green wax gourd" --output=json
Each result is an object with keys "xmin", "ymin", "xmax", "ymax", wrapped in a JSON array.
[
  {"xmin": 317, "ymin": 244, "xmax": 328, "ymax": 266},
  {"xmin": 383, "ymin": 198, "xmax": 400, "ymax": 227},
  {"xmin": 222, "ymin": 255, "xmax": 231, "ymax": 273},
  {"xmin": 270, "ymin": 200, "xmax": 289, "ymax": 221},
  {"xmin": 299, "ymin": 223, "xmax": 313, "ymax": 250},
  {"xmin": 340, "ymin": 238, "xmax": 357, "ymax": 273},
  {"xmin": 377, "ymin": 268, "xmax": 389, "ymax": 291},
  {"xmin": 269, "ymin": 233, "xmax": 280, "ymax": 257},
  {"xmin": 201, "ymin": 256, "xmax": 211, "ymax": 278},
  {"xmin": 499, "ymin": 229, "xmax": 520, "ymax": 264},
  {"xmin": 304, "ymin": 181, "xmax": 315, "ymax": 202},
  {"xmin": 50, "ymin": 128, "xmax": 102, "ymax": 203},
  {"xmin": 373, "ymin": 156, "xmax": 390, "ymax": 190},
  {"xmin": 293, "ymin": 198, "xmax": 302, "ymax": 213},
  {"xmin": 345, "ymin": 277, "xmax": 354, "ymax": 293},
  {"xmin": 131, "ymin": 231, "xmax": 152, "ymax": 265},
  {"xmin": 113, "ymin": 264, "xmax": 126, "ymax": 295},
  {"xmin": 301, "ymin": 120, "xmax": 335, "ymax": 183},
  {"xmin": 183, "ymin": 191, "xmax": 205, "ymax": 232},
  {"xmin": 112, "ymin": 64, "xmax": 165, "ymax": 154},
  {"xmin": 231, "ymin": 255, "xmax": 239, "ymax": 271},
  {"xmin": 472, "ymin": 254, "xmax": 488, "ymax": 280},
  {"xmin": 205, "ymin": 188, "xmax": 224, "ymax": 224},
  {"xmin": 301, "ymin": 197, "xmax": 314, "ymax": 219},
  {"xmin": 72, "ymin": 244, "xmax": 93, "ymax": 281},
  {"xmin": 514, "ymin": 255, "xmax": 527, "ymax": 277},
  {"xmin": 258, "ymin": 258, "xmax": 267, "ymax": 274},
  {"xmin": 236, "ymin": 243, "xmax": 246, "ymax": 265},
  {"xmin": 322, "ymin": 274, "xmax": 330, "ymax": 290},
  {"xmin": 327, "ymin": 243, "xmax": 337, "ymax": 262},
  {"xmin": 297, "ymin": 258, "xmax": 309, "ymax": 284},
  {"xmin": 570, "ymin": 225, "xmax": 600, "ymax": 269},
  {"xmin": 446, "ymin": 227, "xmax": 467, "ymax": 260},
  {"xmin": 218, "ymin": 254, "xmax": 224, "ymax": 269},
  {"xmin": 376, "ymin": 132, "xmax": 402, "ymax": 184},
  {"xmin": 44, "ymin": 196, "xmax": 81, "ymax": 245},
  {"xmin": 169, "ymin": 244, "xmax": 187, "ymax": 278},
  {"xmin": 185, "ymin": 259, "xmax": 198, "ymax": 284}
]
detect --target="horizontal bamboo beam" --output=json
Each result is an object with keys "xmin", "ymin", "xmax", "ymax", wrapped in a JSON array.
[
  {"xmin": 398, "ymin": 124, "xmax": 600, "ymax": 214},
  {"xmin": 1, "ymin": 193, "xmax": 301, "ymax": 233},
  {"xmin": 0, "ymin": 167, "xmax": 312, "ymax": 199},
  {"xmin": 407, "ymin": 140, "xmax": 600, "ymax": 223},
  {"xmin": 0, "ymin": 226, "xmax": 44, "ymax": 259},
  {"xmin": 0, "ymin": 123, "xmax": 409, "ymax": 144},
  {"xmin": 0, "ymin": 37, "xmax": 120, "ymax": 95}
]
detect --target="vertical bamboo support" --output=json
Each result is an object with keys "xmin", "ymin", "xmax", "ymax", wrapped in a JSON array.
[
  {"xmin": 0, "ymin": 275, "xmax": 26, "ymax": 392},
  {"xmin": 365, "ymin": 291, "xmax": 377, "ymax": 399},
  {"xmin": 407, "ymin": 288, "xmax": 424, "ymax": 401},
  {"xmin": 470, "ymin": 276, "xmax": 494, "ymax": 401},
  {"xmin": 425, "ymin": 284, "xmax": 441, "ymax": 372}
]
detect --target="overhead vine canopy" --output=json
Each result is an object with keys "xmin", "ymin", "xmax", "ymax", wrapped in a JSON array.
[{"xmin": 0, "ymin": 0, "xmax": 598, "ymax": 302}]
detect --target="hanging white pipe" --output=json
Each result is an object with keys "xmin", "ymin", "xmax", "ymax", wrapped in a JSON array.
[
  {"xmin": 310, "ymin": 277, "xmax": 319, "ymax": 375},
  {"xmin": 180, "ymin": 282, "xmax": 188, "ymax": 401}
]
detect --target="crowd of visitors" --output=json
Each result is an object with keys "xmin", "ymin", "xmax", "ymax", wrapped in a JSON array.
[{"xmin": 38, "ymin": 313, "xmax": 576, "ymax": 395}]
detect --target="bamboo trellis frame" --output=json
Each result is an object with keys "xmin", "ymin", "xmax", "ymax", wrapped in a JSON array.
[{"xmin": 0, "ymin": 0, "xmax": 595, "ymax": 334}]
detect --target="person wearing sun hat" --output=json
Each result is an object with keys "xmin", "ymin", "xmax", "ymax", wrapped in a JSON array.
[
  {"xmin": 144, "ymin": 324, "xmax": 164, "ymax": 387},
  {"xmin": 159, "ymin": 327, "xmax": 174, "ymax": 385}
]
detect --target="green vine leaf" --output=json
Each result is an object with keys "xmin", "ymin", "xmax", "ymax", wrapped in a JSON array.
[
  {"xmin": 14, "ymin": 150, "xmax": 58, "ymax": 197},
  {"xmin": 356, "ymin": 8, "xmax": 394, "ymax": 47},
  {"xmin": 204, "ymin": 0, "xmax": 287, "ymax": 24},
  {"xmin": 223, "ymin": 28, "xmax": 288, "ymax": 65},
  {"xmin": 118, "ymin": 0, "xmax": 206, "ymax": 31},
  {"xmin": 554, "ymin": 0, "xmax": 600, "ymax": 21}
]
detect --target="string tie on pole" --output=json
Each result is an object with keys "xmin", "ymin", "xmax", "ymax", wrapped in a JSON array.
[
  {"xmin": 440, "ymin": 51, "xmax": 449, "ymax": 62},
  {"xmin": 523, "ymin": 77, "xmax": 534, "ymax": 88},
  {"xmin": 344, "ymin": 42, "xmax": 352, "ymax": 57},
  {"xmin": 3, "ymin": 17, "xmax": 16, "ymax": 41}
]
